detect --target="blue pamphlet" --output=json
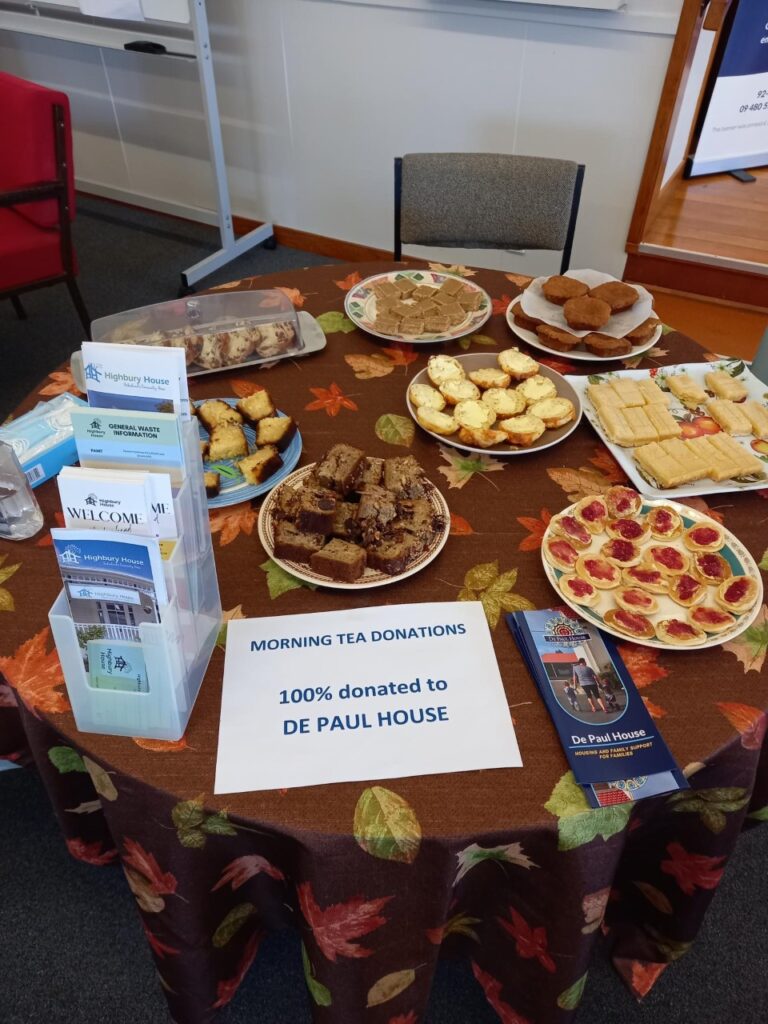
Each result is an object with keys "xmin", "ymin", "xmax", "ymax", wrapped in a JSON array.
[{"xmin": 508, "ymin": 608, "xmax": 687, "ymax": 807}]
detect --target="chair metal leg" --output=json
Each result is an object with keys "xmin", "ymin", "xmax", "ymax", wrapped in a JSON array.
[
  {"xmin": 10, "ymin": 295, "xmax": 27, "ymax": 320},
  {"xmin": 66, "ymin": 278, "xmax": 91, "ymax": 336}
]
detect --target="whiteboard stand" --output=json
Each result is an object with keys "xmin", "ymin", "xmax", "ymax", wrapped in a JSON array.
[{"xmin": 180, "ymin": 0, "xmax": 274, "ymax": 292}]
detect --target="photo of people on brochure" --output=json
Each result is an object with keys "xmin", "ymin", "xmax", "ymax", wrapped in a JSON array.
[{"xmin": 541, "ymin": 646, "xmax": 627, "ymax": 726}]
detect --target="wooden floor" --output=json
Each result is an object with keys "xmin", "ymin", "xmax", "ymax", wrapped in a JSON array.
[
  {"xmin": 646, "ymin": 288, "xmax": 767, "ymax": 359},
  {"xmin": 644, "ymin": 168, "xmax": 768, "ymax": 266}
]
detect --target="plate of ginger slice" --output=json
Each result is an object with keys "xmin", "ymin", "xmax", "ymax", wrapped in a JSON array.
[{"xmin": 541, "ymin": 485, "xmax": 763, "ymax": 651}]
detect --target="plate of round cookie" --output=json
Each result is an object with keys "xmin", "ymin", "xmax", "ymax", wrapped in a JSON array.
[
  {"xmin": 540, "ymin": 486, "xmax": 763, "ymax": 651},
  {"xmin": 345, "ymin": 269, "xmax": 491, "ymax": 344},
  {"xmin": 258, "ymin": 459, "xmax": 451, "ymax": 590},
  {"xmin": 406, "ymin": 351, "xmax": 582, "ymax": 456},
  {"xmin": 506, "ymin": 269, "xmax": 662, "ymax": 362}
]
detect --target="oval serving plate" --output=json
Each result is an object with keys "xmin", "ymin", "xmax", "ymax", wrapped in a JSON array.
[
  {"xmin": 258, "ymin": 463, "xmax": 451, "ymax": 590},
  {"xmin": 406, "ymin": 353, "xmax": 582, "ymax": 457},
  {"xmin": 541, "ymin": 495, "xmax": 763, "ymax": 651}
]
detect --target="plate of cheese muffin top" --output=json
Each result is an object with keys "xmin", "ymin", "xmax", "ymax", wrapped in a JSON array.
[
  {"xmin": 195, "ymin": 393, "xmax": 302, "ymax": 509},
  {"xmin": 406, "ymin": 350, "xmax": 582, "ymax": 456},
  {"xmin": 258, "ymin": 446, "xmax": 450, "ymax": 589},
  {"xmin": 345, "ymin": 269, "xmax": 491, "ymax": 344},
  {"xmin": 540, "ymin": 487, "xmax": 763, "ymax": 651},
  {"xmin": 506, "ymin": 269, "xmax": 661, "ymax": 362}
]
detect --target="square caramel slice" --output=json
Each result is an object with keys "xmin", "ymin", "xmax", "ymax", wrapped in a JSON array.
[
  {"xmin": 438, "ymin": 277, "xmax": 464, "ymax": 297},
  {"xmin": 412, "ymin": 285, "xmax": 438, "ymax": 300}
]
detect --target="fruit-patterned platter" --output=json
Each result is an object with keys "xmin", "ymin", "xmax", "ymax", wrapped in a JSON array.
[
  {"xmin": 567, "ymin": 360, "xmax": 768, "ymax": 498},
  {"xmin": 541, "ymin": 486, "xmax": 763, "ymax": 651}
]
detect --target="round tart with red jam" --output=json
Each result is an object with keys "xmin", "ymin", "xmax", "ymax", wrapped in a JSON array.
[
  {"xmin": 646, "ymin": 545, "xmax": 690, "ymax": 577},
  {"xmin": 682, "ymin": 522, "xmax": 725, "ymax": 553},
  {"xmin": 668, "ymin": 573, "xmax": 706, "ymax": 608},
  {"xmin": 600, "ymin": 538, "xmax": 642, "ymax": 568},
  {"xmin": 690, "ymin": 551, "xmax": 733, "ymax": 587},
  {"xmin": 646, "ymin": 505, "xmax": 683, "ymax": 540},
  {"xmin": 550, "ymin": 514, "xmax": 592, "ymax": 550},
  {"xmin": 573, "ymin": 495, "xmax": 609, "ymax": 534},
  {"xmin": 604, "ymin": 607, "xmax": 655, "ymax": 640},
  {"xmin": 716, "ymin": 575, "xmax": 759, "ymax": 614},
  {"xmin": 606, "ymin": 517, "xmax": 649, "ymax": 542},
  {"xmin": 575, "ymin": 554, "xmax": 622, "ymax": 589},
  {"xmin": 614, "ymin": 587, "xmax": 659, "ymax": 614},
  {"xmin": 558, "ymin": 573, "xmax": 600, "ymax": 608},
  {"xmin": 543, "ymin": 537, "xmax": 581, "ymax": 572},
  {"xmin": 654, "ymin": 618, "xmax": 707, "ymax": 646},
  {"xmin": 605, "ymin": 485, "xmax": 642, "ymax": 519},
  {"xmin": 690, "ymin": 606, "xmax": 736, "ymax": 634},
  {"xmin": 622, "ymin": 565, "xmax": 669, "ymax": 594}
]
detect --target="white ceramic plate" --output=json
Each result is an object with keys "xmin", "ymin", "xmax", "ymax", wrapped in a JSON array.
[
  {"xmin": 406, "ymin": 353, "xmax": 582, "ymax": 456},
  {"xmin": 198, "ymin": 398, "xmax": 302, "ymax": 509},
  {"xmin": 345, "ymin": 269, "xmax": 491, "ymax": 345},
  {"xmin": 520, "ymin": 269, "xmax": 654, "ymax": 338},
  {"xmin": 506, "ymin": 308, "xmax": 662, "ymax": 364},
  {"xmin": 567, "ymin": 360, "xmax": 768, "ymax": 498},
  {"xmin": 258, "ymin": 463, "xmax": 451, "ymax": 590},
  {"xmin": 541, "ymin": 495, "xmax": 763, "ymax": 651}
]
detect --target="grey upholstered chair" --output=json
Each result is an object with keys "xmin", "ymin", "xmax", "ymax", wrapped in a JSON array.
[{"xmin": 394, "ymin": 153, "xmax": 585, "ymax": 273}]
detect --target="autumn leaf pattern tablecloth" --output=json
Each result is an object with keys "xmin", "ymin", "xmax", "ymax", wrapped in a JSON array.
[{"xmin": 1, "ymin": 262, "xmax": 768, "ymax": 1024}]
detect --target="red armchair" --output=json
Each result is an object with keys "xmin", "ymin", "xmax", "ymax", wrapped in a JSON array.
[{"xmin": 0, "ymin": 72, "xmax": 89, "ymax": 332}]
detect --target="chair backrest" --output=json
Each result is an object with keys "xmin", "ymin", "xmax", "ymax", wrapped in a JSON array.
[
  {"xmin": 0, "ymin": 71, "xmax": 75, "ymax": 229},
  {"xmin": 395, "ymin": 153, "xmax": 584, "ymax": 271}
]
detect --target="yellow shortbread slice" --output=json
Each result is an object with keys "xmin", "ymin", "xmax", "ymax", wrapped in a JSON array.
[
  {"xmin": 706, "ymin": 398, "xmax": 753, "ymax": 436},
  {"xmin": 705, "ymin": 369, "xmax": 748, "ymax": 402},
  {"xmin": 666, "ymin": 373, "xmax": 707, "ymax": 409},
  {"xmin": 741, "ymin": 400, "xmax": 768, "ymax": 439}
]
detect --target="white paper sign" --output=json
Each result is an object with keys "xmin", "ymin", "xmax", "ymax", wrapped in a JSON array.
[
  {"xmin": 79, "ymin": 1, "xmax": 145, "ymax": 20},
  {"xmin": 215, "ymin": 602, "xmax": 522, "ymax": 794}
]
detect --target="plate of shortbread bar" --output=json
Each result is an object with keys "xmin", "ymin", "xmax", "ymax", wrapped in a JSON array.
[
  {"xmin": 541, "ymin": 485, "xmax": 763, "ymax": 651},
  {"xmin": 345, "ymin": 270, "xmax": 491, "ymax": 344},
  {"xmin": 195, "ymin": 393, "xmax": 302, "ymax": 509},
  {"xmin": 258, "ymin": 445, "xmax": 450, "ymax": 589},
  {"xmin": 568, "ymin": 360, "xmax": 768, "ymax": 498}
]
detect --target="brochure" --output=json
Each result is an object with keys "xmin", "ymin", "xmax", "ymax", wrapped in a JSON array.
[
  {"xmin": 508, "ymin": 608, "xmax": 687, "ymax": 803},
  {"xmin": 58, "ymin": 465, "xmax": 177, "ymax": 540},
  {"xmin": 70, "ymin": 407, "xmax": 186, "ymax": 487},
  {"xmin": 86, "ymin": 638, "xmax": 149, "ymax": 693},
  {"xmin": 81, "ymin": 341, "xmax": 191, "ymax": 420},
  {"xmin": 52, "ymin": 528, "xmax": 168, "ymax": 668}
]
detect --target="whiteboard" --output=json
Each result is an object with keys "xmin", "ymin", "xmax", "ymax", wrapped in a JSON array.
[{"xmin": 33, "ymin": 0, "xmax": 189, "ymax": 24}]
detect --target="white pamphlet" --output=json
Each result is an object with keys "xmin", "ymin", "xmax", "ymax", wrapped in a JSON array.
[
  {"xmin": 58, "ymin": 466, "xmax": 177, "ymax": 539},
  {"xmin": 215, "ymin": 601, "xmax": 522, "ymax": 794},
  {"xmin": 81, "ymin": 342, "xmax": 190, "ymax": 421}
]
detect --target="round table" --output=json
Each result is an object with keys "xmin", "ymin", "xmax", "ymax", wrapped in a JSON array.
[{"xmin": 1, "ymin": 262, "xmax": 767, "ymax": 1024}]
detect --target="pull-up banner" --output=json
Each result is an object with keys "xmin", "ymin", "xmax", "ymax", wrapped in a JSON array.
[{"xmin": 688, "ymin": 0, "xmax": 768, "ymax": 177}]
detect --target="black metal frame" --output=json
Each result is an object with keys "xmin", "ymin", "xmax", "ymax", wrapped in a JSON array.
[
  {"xmin": 393, "ymin": 156, "xmax": 585, "ymax": 273},
  {"xmin": 0, "ymin": 104, "xmax": 90, "ymax": 333}
]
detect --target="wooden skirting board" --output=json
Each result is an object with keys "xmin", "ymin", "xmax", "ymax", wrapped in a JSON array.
[
  {"xmin": 625, "ymin": 250, "xmax": 768, "ymax": 309},
  {"xmin": 231, "ymin": 215, "xmax": 392, "ymax": 263}
]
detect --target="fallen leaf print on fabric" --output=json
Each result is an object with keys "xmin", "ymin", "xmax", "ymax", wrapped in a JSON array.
[
  {"xmin": 547, "ymin": 465, "xmax": 613, "ymax": 503},
  {"xmin": 38, "ymin": 367, "xmax": 83, "ymax": 397},
  {"xmin": 305, "ymin": 382, "xmax": 358, "ymax": 416},
  {"xmin": 298, "ymin": 882, "xmax": 391, "ymax": 961},
  {"xmin": 538, "ymin": 356, "xmax": 577, "ymax": 375},
  {"xmin": 471, "ymin": 962, "xmax": 531, "ymax": 1024},
  {"xmin": 209, "ymin": 505, "xmax": 257, "ymax": 547},
  {"xmin": 230, "ymin": 379, "xmax": 265, "ymax": 399},
  {"xmin": 749, "ymin": 805, "xmax": 768, "ymax": 822},
  {"xmin": 375, "ymin": 413, "xmax": 415, "ymax": 448},
  {"xmin": 457, "ymin": 333, "xmax": 497, "ymax": 351},
  {"xmin": 388, "ymin": 1014, "xmax": 418, "ymax": 1024},
  {"xmin": 497, "ymin": 908, "xmax": 555, "ymax": 973},
  {"xmin": 660, "ymin": 842, "xmax": 725, "ymax": 895},
  {"xmin": 354, "ymin": 785, "xmax": 422, "ymax": 863},
  {"xmin": 66, "ymin": 838, "xmax": 118, "ymax": 865},
  {"xmin": 450, "ymin": 513, "xmax": 474, "ymax": 535},
  {"xmin": 505, "ymin": 272, "xmax": 534, "ymax": 288},
  {"xmin": 367, "ymin": 969, "xmax": 416, "ymax": 1007},
  {"xmin": 667, "ymin": 787, "xmax": 750, "ymax": 834},
  {"xmin": 516, "ymin": 508, "xmax": 551, "ymax": 551},
  {"xmin": 557, "ymin": 973, "xmax": 588, "ymax": 1010},
  {"xmin": 217, "ymin": 604, "xmax": 246, "ymax": 649},
  {"xmin": 0, "ymin": 554, "xmax": 21, "ymax": 612},
  {"xmin": 132, "ymin": 736, "xmax": 189, "ymax": 753},
  {"xmin": 545, "ymin": 771, "xmax": 632, "ymax": 851},
  {"xmin": 677, "ymin": 496, "xmax": 725, "ymax": 525},
  {"xmin": 0, "ymin": 627, "xmax": 68, "ymax": 715},
  {"xmin": 715, "ymin": 702, "xmax": 767, "ymax": 749},
  {"xmin": 454, "ymin": 842, "xmax": 536, "ymax": 885},
  {"xmin": 83, "ymin": 756, "xmax": 118, "ymax": 801},
  {"xmin": 212, "ymin": 931, "xmax": 263, "ymax": 1009},
  {"xmin": 581, "ymin": 888, "xmax": 610, "ymax": 934},
  {"xmin": 143, "ymin": 923, "xmax": 180, "ymax": 960},
  {"xmin": 382, "ymin": 343, "xmax": 418, "ymax": 367},
  {"xmin": 633, "ymin": 881, "xmax": 673, "ymax": 915},
  {"xmin": 172, "ymin": 795, "xmax": 237, "ymax": 848},
  {"xmin": 213, "ymin": 903, "xmax": 257, "ymax": 948},
  {"xmin": 426, "ymin": 912, "xmax": 481, "ymax": 945},
  {"xmin": 429, "ymin": 263, "xmax": 477, "ymax": 277},
  {"xmin": 260, "ymin": 559, "xmax": 317, "ymax": 600},
  {"xmin": 302, "ymin": 943, "xmax": 332, "ymax": 1007},
  {"xmin": 260, "ymin": 286, "xmax": 306, "ymax": 309},
  {"xmin": 334, "ymin": 270, "xmax": 362, "ymax": 291},
  {"xmin": 48, "ymin": 746, "xmax": 86, "ymax": 774},
  {"xmin": 759, "ymin": 548, "xmax": 768, "ymax": 571},
  {"xmin": 615, "ymin": 958, "xmax": 668, "ymax": 998},
  {"xmin": 123, "ymin": 839, "xmax": 177, "ymax": 895},
  {"xmin": 457, "ymin": 561, "xmax": 535, "ymax": 629},
  {"xmin": 438, "ymin": 445, "xmax": 505, "ymax": 490},
  {"xmin": 212, "ymin": 855, "xmax": 285, "ymax": 892},
  {"xmin": 642, "ymin": 696, "xmax": 667, "ymax": 720},
  {"xmin": 616, "ymin": 644, "xmax": 669, "ymax": 689},
  {"xmin": 492, "ymin": 294, "xmax": 514, "ymax": 316},
  {"xmin": 588, "ymin": 446, "xmax": 627, "ymax": 483},
  {"xmin": 345, "ymin": 353, "xmax": 396, "ymax": 380},
  {"xmin": 722, "ymin": 605, "xmax": 768, "ymax": 674},
  {"xmin": 65, "ymin": 800, "xmax": 102, "ymax": 815},
  {"xmin": 316, "ymin": 311, "xmax": 357, "ymax": 335},
  {"xmin": 646, "ymin": 927, "xmax": 693, "ymax": 962}
]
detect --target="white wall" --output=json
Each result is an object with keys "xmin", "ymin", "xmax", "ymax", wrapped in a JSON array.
[
  {"xmin": 662, "ymin": 22, "xmax": 716, "ymax": 187},
  {"xmin": 0, "ymin": 0, "xmax": 684, "ymax": 277}
]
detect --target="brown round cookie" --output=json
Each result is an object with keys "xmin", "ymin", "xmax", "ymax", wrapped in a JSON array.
[
  {"xmin": 536, "ymin": 324, "xmax": 582, "ymax": 352},
  {"xmin": 563, "ymin": 296, "xmax": 612, "ymax": 331},
  {"xmin": 624, "ymin": 317, "xmax": 660, "ymax": 344},
  {"xmin": 588, "ymin": 281, "xmax": 639, "ymax": 313},
  {"xmin": 541, "ymin": 275, "xmax": 589, "ymax": 306},
  {"xmin": 584, "ymin": 333, "xmax": 632, "ymax": 357},
  {"xmin": 511, "ymin": 300, "xmax": 543, "ymax": 330}
]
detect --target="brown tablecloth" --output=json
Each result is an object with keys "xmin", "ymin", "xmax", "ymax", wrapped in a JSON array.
[{"xmin": 1, "ymin": 262, "xmax": 767, "ymax": 1024}]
